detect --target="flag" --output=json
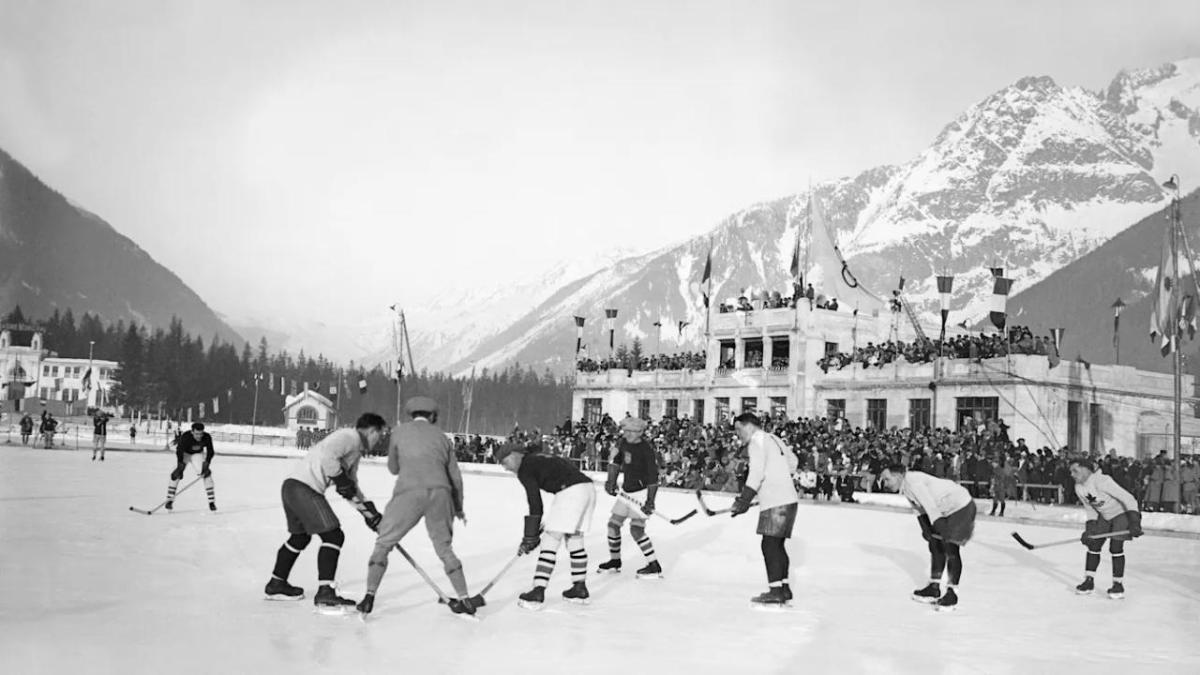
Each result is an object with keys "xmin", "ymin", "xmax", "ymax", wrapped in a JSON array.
[
  {"xmin": 187, "ymin": 407, "xmax": 192, "ymax": 423},
  {"xmin": 989, "ymin": 276, "xmax": 1013, "ymax": 330},
  {"xmin": 280, "ymin": 376, "xmax": 285, "ymax": 396},
  {"xmin": 1112, "ymin": 298, "xmax": 1125, "ymax": 349},
  {"xmin": 1048, "ymin": 328, "xmax": 1065, "ymax": 368},
  {"xmin": 807, "ymin": 196, "xmax": 885, "ymax": 315},
  {"xmin": 789, "ymin": 222, "xmax": 802, "ymax": 284},
  {"xmin": 689, "ymin": 245, "xmax": 713, "ymax": 309},
  {"xmin": 81, "ymin": 368, "xmax": 92, "ymax": 392},
  {"xmin": 358, "ymin": 377, "xmax": 368, "ymax": 394},
  {"xmin": 936, "ymin": 275, "xmax": 954, "ymax": 337},
  {"xmin": 1150, "ymin": 222, "xmax": 1180, "ymax": 356},
  {"xmin": 989, "ymin": 266, "xmax": 1004, "ymax": 278},
  {"xmin": 574, "ymin": 316, "xmax": 585, "ymax": 354},
  {"xmin": 329, "ymin": 384, "xmax": 337, "ymax": 396},
  {"xmin": 212, "ymin": 397, "xmax": 220, "ymax": 415},
  {"xmin": 199, "ymin": 402, "xmax": 206, "ymax": 419},
  {"xmin": 605, "ymin": 309, "xmax": 618, "ymax": 351},
  {"xmin": 677, "ymin": 320, "xmax": 689, "ymax": 335},
  {"xmin": 269, "ymin": 373, "xmax": 274, "ymax": 391}
]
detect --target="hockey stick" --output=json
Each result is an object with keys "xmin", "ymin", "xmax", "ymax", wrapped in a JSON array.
[
  {"xmin": 451, "ymin": 551, "xmax": 523, "ymax": 608},
  {"xmin": 695, "ymin": 489, "xmax": 758, "ymax": 517},
  {"xmin": 128, "ymin": 477, "xmax": 201, "ymax": 515},
  {"xmin": 1011, "ymin": 530, "xmax": 1130, "ymax": 551},
  {"xmin": 394, "ymin": 543, "xmax": 453, "ymax": 603},
  {"xmin": 617, "ymin": 490, "xmax": 698, "ymax": 525}
]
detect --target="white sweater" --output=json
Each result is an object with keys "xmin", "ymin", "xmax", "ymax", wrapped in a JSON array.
[
  {"xmin": 745, "ymin": 430, "xmax": 799, "ymax": 509},
  {"xmin": 900, "ymin": 471, "xmax": 972, "ymax": 521}
]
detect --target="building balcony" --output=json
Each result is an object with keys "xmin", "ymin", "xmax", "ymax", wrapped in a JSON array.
[{"xmin": 575, "ymin": 368, "xmax": 708, "ymax": 389}]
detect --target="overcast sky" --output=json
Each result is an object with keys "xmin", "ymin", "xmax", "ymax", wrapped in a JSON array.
[{"xmin": 1, "ymin": 0, "xmax": 1198, "ymax": 330}]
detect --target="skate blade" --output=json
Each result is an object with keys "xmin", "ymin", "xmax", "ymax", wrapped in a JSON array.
[
  {"xmin": 596, "ymin": 569, "xmax": 622, "ymax": 575},
  {"xmin": 1074, "ymin": 589, "xmax": 1094, "ymax": 596},
  {"xmin": 517, "ymin": 599, "xmax": 545, "ymax": 611},
  {"xmin": 313, "ymin": 605, "xmax": 357, "ymax": 616},
  {"xmin": 934, "ymin": 604, "xmax": 958, "ymax": 612},
  {"xmin": 750, "ymin": 602, "xmax": 792, "ymax": 612},
  {"xmin": 910, "ymin": 595, "xmax": 938, "ymax": 604},
  {"xmin": 563, "ymin": 597, "xmax": 591, "ymax": 605},
  {"xmin": 450, "ymin": 611, "xmax": 481, "ymax": 622},
  {"xmin": 1107, "ymin": 593, "xmax": 1125, "ymax": 600},
  {"xmin": 635, "ymin": 573, "xmax": 664, "ymax": 581},
  {"xmin": 264, "ymin": 594, "xmax": 305, "ymax": 602}
]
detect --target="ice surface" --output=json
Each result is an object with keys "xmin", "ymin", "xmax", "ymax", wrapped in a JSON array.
[{"xmin": 2, "ymin": 448, "xmax": 1198, "ymax": 675}]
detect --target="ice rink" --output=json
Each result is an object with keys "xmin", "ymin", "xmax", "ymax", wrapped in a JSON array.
[{"xmin": 2, "ymin": 448, "xmax": 1198, "ymax": 675}]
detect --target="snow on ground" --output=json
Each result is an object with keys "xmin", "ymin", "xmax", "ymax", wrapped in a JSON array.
[{"xmin": 2, "ymin": 448, "xmax": 1198, "ymax": 675}]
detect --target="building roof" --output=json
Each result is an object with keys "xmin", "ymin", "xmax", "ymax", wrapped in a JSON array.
[{"xmin": 283, "ymin": 389, "xmax": 334, "ymax": 411}]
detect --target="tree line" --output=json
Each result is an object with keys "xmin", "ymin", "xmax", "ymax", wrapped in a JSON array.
[{"xmin": 3, "ymin": 306, "xmax": 573, "ymax": 434}]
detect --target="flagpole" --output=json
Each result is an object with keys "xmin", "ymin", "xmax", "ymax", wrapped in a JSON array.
[{"xmin": 1168, "ymin": 175, "xmax": 1183, "ymax": 513}]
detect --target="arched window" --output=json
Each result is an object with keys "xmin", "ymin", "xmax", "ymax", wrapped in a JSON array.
[{"xmin": 297, "ymin": 405, "xmax": 319, "ymax": 423}]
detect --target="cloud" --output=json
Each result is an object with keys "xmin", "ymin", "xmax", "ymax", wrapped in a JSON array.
[{"xmin": 0, "ymin": 49, "xmax": 70, "ymax": 167}]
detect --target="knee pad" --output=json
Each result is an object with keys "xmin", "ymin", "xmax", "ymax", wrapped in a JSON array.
[
  {"xmin": 1085, "ymin": 539, "xmax": 1103, "ymax": 553},
  {"xmin": 630, "ymin": 523, "xmax": 647, "ymax": 540},
  {"xmin": 1109, "ymin": 539, "xmax": 1125, "ymax": 554},
  {"xmin": 286, "ymin": 533, "xmax": 311, "ymax": 551},
  {"xmin": 319, "ymin": 528, "xmax": 345, "ymax": 547},
  {"xmin": 607, "ymin": 515, "xmax": 626, "ymax": 531}
]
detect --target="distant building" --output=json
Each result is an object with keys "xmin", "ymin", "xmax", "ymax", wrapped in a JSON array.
[
  {"xmin": 572, "ymin": 303, "xmax": 1200, "ymax": 458},
  {"xmin": 0, "ymin": 327, "xmax": 117, "ymax": 413},
  {"xmin": 283, "ymin": 389, "xmax": 336, "ymax": 432}
]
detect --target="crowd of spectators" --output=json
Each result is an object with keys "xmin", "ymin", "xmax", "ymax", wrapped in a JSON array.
[
  {"xmin": 716, "ymin": 284, "xmax": 844, "ymax": 314},
  {"xmin": 296, "ymin": 427, "xmax": 331, "ymax": 449},
  {"xmin": 817, "ymin": 326, "xmax": 1060, "ymax": 373},
  {"xmin": 577, "ymin": 351, "xmax": 706, "ymax": 373}
]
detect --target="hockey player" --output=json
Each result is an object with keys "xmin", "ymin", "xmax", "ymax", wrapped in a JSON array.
[
  {"xmin": 357, "ymin": 397, "xmax": 475, "ymax": 617},
  {"xmin": 264, "ymin": 413, "xmax": 385, "ymax": 609},
  {"xmin": 879, "ymin": 463, "xmax": 977, "ymax": 611},
  {"xmin": 1069, "ymin": 458, "xmax": 1143, "ymax": 599},
  {"xmin": 166, "ymin": 422, "xmax": 218, "ymax": 511},
  {"xmin": 494, "ymin": 442, "xmax": 596, "ymax": 609},
  {"xmin": 728, "ymin": 412, "xmax": 800, "ymax": 607},
  {"xmin": 19, "ymin": 413, "xmax": 33, "ymax": 445},
  {"xmin": 599, "ymin": 416, "xmax": 663, "ymax": 579},
  {"xmin": 92, "ymin": 411, "xmax": 108, "ymax": 461}
]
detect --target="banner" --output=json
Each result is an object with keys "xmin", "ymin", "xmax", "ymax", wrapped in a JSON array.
[
  {"xmin": 989, "ymin": 277, "xmax": 1013, "ymax": 331},
  {"xmin": 936, "ymin": 275, "xmax": 954, "ymax": 338},
  {"xmin": 605, "ymin": 308, "xmax": 618, "ymax": 351},
  {"xmin": 807, "ymin": 196, "xmax": 884, "ymax": 315},
  {"xmin": 574, "ymin": 316, "xmax": 585, "ymax": 354}
]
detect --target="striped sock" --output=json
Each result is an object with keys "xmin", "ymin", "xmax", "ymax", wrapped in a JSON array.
[
  {"xmin": 166, "ymin": 480, "xmax": 179, "ymax": 501},
  {"xmin": 533, "ymin": 545, "xmax": 557, "ymax": 588},
  {"xmin": 204, "ymin": 477, "xmax": 215, "ymax": 504},
  {"xmin": 635, "ymin": 535, "xmax": 657, "ymax": 563},
  {"xmin": 568, "ymin": 536, "xmax": 587, "ymax": 583},
  {"xmin": 607, "ymin": 534, "xmax": 621, "ymax": 560}
]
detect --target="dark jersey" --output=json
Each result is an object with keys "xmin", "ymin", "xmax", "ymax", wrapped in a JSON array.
[
  {"xmin": 93, "ymin": 417, "xmax": 108, "ymax": 436},
  {"xmin": 177, "ymin": 431, "xmax": 215, "ymax": 462},
  {"xmin": 612, "ymin": 439, "xmax": 659, "ymax": 492},
  {"xmin": 517, "ymin": 453, "xmax": 591, "ymax": 516}
]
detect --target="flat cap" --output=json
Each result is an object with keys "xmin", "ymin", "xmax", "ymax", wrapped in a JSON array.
[
  {"xmin": 619, "ymin": 417, "xmax": 648, "ymax": 433},
  {"xmin": 404, "ymin": 395, "xmax": 439, "ymax": 415},
  {"xmin": 493, "ymin": 442, "xmax": 527, "ymax": 465}
]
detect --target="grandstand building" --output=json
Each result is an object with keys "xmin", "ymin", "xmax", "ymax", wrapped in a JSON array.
[
  {"xmin": 0, "ymin": 326, "xmax": 118, "ymax": 413},
  {"xmin": 571, "ymin": 303, "xmax": 1200, "ymax": 458}
]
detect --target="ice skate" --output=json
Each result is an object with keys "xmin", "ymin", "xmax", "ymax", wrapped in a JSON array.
[
  {"xmin": 313, "ymin": 585, "xmax": 356, "ymax": 615},
  {"xmin": 517, "ymin": 586, "xmax": 545, "ymax": 610},
  {"xmin": 597, "ymin": 559, "xmax": 622, "ymax": 574},
  {"xmin": 934, "ymin": 588, "xmax": 958, "ymax": 612},
  {"xmin": 562, "ymin": 581, "xmax": 591, "ymax": 605},
  {"xmin": 911, "ymin": 583, "xmax": 941, "ymax": 604},
  {"xmin": 264, "ymin": 577, "xmax": 304, "ymax": 601},
  {"xmin": 209, "ymin": 502, "xmax": 218, "ymax": 512},
  {"xmin": 635, "ymin": 561, "xmax": 663, "ymax": 580},
  {"xmin": 356, "ymin": 593, "xmax": 375, "ymax": 617},
  {"xmin": 782, "ymin": 584, "xmax": 793, "ymax": 601},
  {"xmin": 164, "ymin": 501, "xmax": 173, "ymax": 511},
  {"xmin": 1107, "ymin": 582, "xmax": 1125, "ymax": 600},
  {"xmin": 1074, "ymin": 577, "xmax": 1095, "ymax": 595},
  {"xmin": 750, "ymin": 587, "xmax": 790, "ymax": 610},
  {"xmin": 447, "ymin": 597, "xmax": 478, "ymax": 618}
]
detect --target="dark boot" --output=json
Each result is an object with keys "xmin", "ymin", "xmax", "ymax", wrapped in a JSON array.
[
  {"xmin": 562, "ymin": 581, "xmax": 590, "ymax": 604},
  {"xmin": 264, "ymin": 577, "xmax": 304, "ymax": 601},
  {"xmin": 911, "ymin": 582, "xmax": 941, "ymax": 604}
]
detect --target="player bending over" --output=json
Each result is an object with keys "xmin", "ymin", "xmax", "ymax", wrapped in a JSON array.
[
  {"xmin": 728, "ymin": 412, "xmax": 800, "ymax": 608},
  {"xmin": 599, "ymin": 416, "xmax": 663, "ymax": 579},
  {"xmin": 879, "ymin": 463, "xmax": 977, "ymax": 611},
  {"xmin": 264, "ymin": 413, "xmax": 385, "ymax": 611},
  {"xmin": 495, "ymin": 442, "xmax": 596, "ymax": 610},
  {"xmin": 1069, "ymin": 458, "xmax": 1142, "ymax": 599},
  {"xmin": 166, "ymin": 422, "xmax": 217, "ymax": 511}
]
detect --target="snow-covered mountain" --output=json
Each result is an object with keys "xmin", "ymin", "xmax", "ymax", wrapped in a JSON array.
[{"xmin": 448, "ymin": 58, "xmax": 1200, "ymax": 373}]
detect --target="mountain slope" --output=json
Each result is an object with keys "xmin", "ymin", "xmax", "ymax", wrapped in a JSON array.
[
  {"xmin": 0, "ymin": 148, "xmax": 244, "ymax": 346},
  {"xmin": 450, "ymin": 58, "xmax": 1200, "ymax": 374}
]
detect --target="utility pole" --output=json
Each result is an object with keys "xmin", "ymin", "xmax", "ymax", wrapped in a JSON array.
[{"xmin": 87, "ymin": 340, "xmax": 95, "ymax": 411}]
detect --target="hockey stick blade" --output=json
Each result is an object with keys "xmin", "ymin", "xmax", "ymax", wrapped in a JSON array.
[
  {"xmin": 696, "ymin": 489, "xmax": 720, "ymax": 516},
  {"xmin": 1010, "ymin": 532, "xmax": 1037, "ymax": 550},
  {"xmin": 669, "ymin": 509, "xmax": 699, "ymax": 525},
  {"xmin": 128, "ymin": 506, "xmax": 154, "ymax": 516}
]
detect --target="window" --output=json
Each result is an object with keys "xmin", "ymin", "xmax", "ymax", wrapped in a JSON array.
[
  {"xmin": 770, "ymin": 396, "xmax": 787, "ymax": 418},
  {"xmin": 638, "ymin": 399, "xmax": 651, "ymax": 420},
  {"xmin": 824, "ymin": 342, "xmax": 839, "ymax": 357},
  {"xmin": 42, "ymin": 365, "xmax": 50, "ymax": 376},
  {"xmin": 744, "ymin": 339, "xmax": 764, "ymax": 368},
  {"xmin": 583, "ymin": 398, "xmax": 603, "ymax": 424},
  {"xmin": 867, "ymin": 399, "xmax": 887, "ymax": 430},
  {"xmin": 1089, "ymin": 403, "xmax": 1102, "ymax": 454},
  {"xmin": 693, "ymin": 399, "xmax": 705, "ymax": 424},
  {"xmin": 715, "ymin": 397, "xmax": 731, "ymax": 421},
  {"xmin": 909, "ymin": 399, "xmax": 931, "ymax": 430},
  {"xmin": 741, "ymin": 397, "xmax": 758, "ymax": 414},
  {"xmin": 1068, "ymin": 401, "xmax": 1081, "ymax": 452},
  {"xmin": 297, "ymin": 405, "xmax": 319, "ymax": 423},
  {"xmin": 770, "ymin": 338, "xmax": 790, "ymax": 368},
  {"xmin": 718, "ymin": 341, "xmax": 736, "ymax": 369},
  {"xmin": 52, "ymin": 366, "xmax": 59, "ymax": 376},
  {"xmin": 826, "ymin": 399, "xmax": 846, "ymax": 419},
  {"xmin": 39, "ymin": 387, "xmax": 48, "ymax": 399},
  {"xmin": 955, "ymin": 397, "xmax": 999, "ymax": 431},
  {"xmin": 664, "ymin": 399, "xmax": 679, "ymax": 419}
]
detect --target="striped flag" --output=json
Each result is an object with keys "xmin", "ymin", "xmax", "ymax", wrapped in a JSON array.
[
  {"xmin": 1150, "ymin": 222, "xmax": 1179, "ymax": 356},
  {"xmin": 199, "ymin": 402, "xmax": 206, "ymax": 419},
  {"xmin": 358, "ymin": 377, "xmax": 368, "ymax": 394},
  {"xmin": 989, "ymin": 266, "xmax": 1004, "ymax": 278},
  {"xmin": 605, "ymin": 309, "xmax": 618, "ymax": 351},
  {"xmin": 936, "ymin": 275, "xmax": 954, "ymax": 338},
  {"xmin": 574, "ymin": 316, "xmax": 585, "ymax": 354},
  {"xmin": 212, "ymin": 397, "xmax": 219, "ymax": 415},
  {"xmin": 700, "ymin": 246, "xmax": 712, "ymax": 308},
  {"xmin": 989, "ymin": 276, "xmax": 1013, "ymax": 331},
  {"xmin": 1048, "ymin": 328, "xmax": 1065, "ymax": 368}
]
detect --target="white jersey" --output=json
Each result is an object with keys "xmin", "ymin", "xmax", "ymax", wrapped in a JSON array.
[
  {"xmin": 1075, "ymin": 471, "xmax": 1138, "ymax": 521},
  {"xmin": 745, "ymin": 429, "xmax": 799, "ymax": 509},
  {"xmin": 288, "ymin": 428, "xmax": 368, "ymax": 496},
  {"xmin": 900, "ymin": 471, "xmax": 972, "ymax": 521}
]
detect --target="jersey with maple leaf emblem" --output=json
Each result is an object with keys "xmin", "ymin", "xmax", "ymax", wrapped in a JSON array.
[{"xmin": 1075, "ymin": 471, "xmax": 1138, "ymax": 520}]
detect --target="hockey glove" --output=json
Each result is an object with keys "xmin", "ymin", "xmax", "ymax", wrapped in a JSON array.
[
  {"xmin": 730, "ymin": 486, "xmax": 757, "ymax": 517},
  {"xmin": 1125, "ymin": 511, "xmax": 1143, "ymax": 538},
  {"xmin": 518, "ymin": 515, "xmax": 542, "ymax": 555},
  {"xmin": 331, "ymin": 473, "xmax": 358, "ymax": 500},
  {"xmin": 917, "ymin": 514, "xmax": 933, "ymax": 542},
  {"xmin": 1080, "ymin": 519, "xmax": 1100, "ymax": 545},
  {"xmin": 605, "ymin": 466, "xmax": 619, "ymax": 496},
  {"xmin": 170, "ymin": 465, "xmax": 184, "ymax": 481},
  {"xmin": 201, "ymin": 463, "xmax": 212, "ymax": 479},
  {"xmin": 357, "ymin": 501, "xmax": 382, "ymax": 532}
]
